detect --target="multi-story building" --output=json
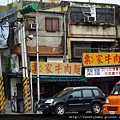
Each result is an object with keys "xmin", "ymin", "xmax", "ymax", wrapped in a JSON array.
[
  {"xmin": 0, "ymin": 0, "xmax": 66, "ymax": 112},
  {"xmin": 1, "ymin": 0, "xmax": 120, "ymax": 112},
  {"xmin": 10, "ymin": 7, "xmax": 67, "ymax": 113},
  {"xmin": 47, "ymin": 1, "xmax": 120, "ymax": 95}
]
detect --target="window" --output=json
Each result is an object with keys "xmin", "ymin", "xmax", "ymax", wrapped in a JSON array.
[
  {"xmin": 72, "ymin": 42, "xmax": 91, "ymax": 58},
  {"xmin": 71, "ymin": 91, "xmax": 81, "ymax": 98},
  {"xmin": 70, "ymin": 7, "xmax": 90, "ymax": 23},
  {"xmin": 45, "ymin": 17, "xmax": 59, "ymax": 32},
  {"xmin": 93, "ymin": 90, "xmax": 99, "ymax": 96},
  {"xmin": 83, "ymin": 90, "xmax": 92, "ymax": 97},
  {"xmin": 96, "ymin": 8, "xmax": 114, "ymax": 24},
  {"xmin": 55, "ymin": 89, "xmax": 72, "ymax": 97}
]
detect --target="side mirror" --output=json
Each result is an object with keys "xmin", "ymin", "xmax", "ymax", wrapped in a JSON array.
[{"xmin": 69, "ymin": 95, "xmax": 73, "ymax": 99}]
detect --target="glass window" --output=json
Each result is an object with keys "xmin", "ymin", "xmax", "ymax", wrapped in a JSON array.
[
  {"xmin": 93, "ymin": 89, "xmax": 99, "ymax": 96},
  {"xmin": 71, "ymin": 91, "xmax": 81, "ymax": 98},
  {"xmin": 83, "ymin": 90, "xmax": 92, "ymax": 97},
  {"xmin": 70, "ymin": 7, "xmax": 90, "ymax": 23},
  {"xmin": 110, "ymin": 84, "xmax": 120, "ymax": 95},
  {"xmin": 96, "ymin": 8, "xmax": 114, "ymax": 24},
  {"xmin": 54, "ymin": 89, "xmax": 72, "ymax": 97},
  {"xmin": 45, "ymin": 17, "xmax": 59, "ymax": 32}
]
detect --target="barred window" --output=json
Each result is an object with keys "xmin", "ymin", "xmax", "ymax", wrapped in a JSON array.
[
  {"xmin": 96, "ymin": 8, "xmax": 114, "ymax": 24},
  {"xmin": 70, "ymin": 7, "xmax": 90, "ymax": 23}
]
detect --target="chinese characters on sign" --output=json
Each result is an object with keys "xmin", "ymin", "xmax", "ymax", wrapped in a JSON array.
[
  {"xmin": 85, "ymin": 67, "xmax": 120, "ymax": 77},
  {"xmin": 83, "ymin": 53, "xmax": 120, "ymax": 66},
  {"xmin": 31, "ymin": 62, "xmax": 82, "ymax": 76}
]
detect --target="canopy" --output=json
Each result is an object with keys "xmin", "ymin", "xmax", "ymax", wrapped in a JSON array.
[{"xmin": 33, "ymin": 75, "xmax": 88, "ymax": 82}]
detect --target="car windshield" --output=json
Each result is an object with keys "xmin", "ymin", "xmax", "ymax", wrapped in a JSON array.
[
  {"xmin": 110, "ymin": 84, "xmax": 120, "ymax": 95},
  {"xmin": 53, "ymin": 89, "xmax": 72, "ymax": 97}
]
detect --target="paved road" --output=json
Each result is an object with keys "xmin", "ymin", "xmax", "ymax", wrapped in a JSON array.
[
  {"xmin": 2, "ymin": 111, "xmax": 102, "ymax": 120},
  {"xmin": 0, "ymin": 114, "xmax": 69, "ymax": 120}
]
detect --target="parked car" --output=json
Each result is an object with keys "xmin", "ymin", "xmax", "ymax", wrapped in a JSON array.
[{"xmin": 36, "ymin": 86, "xmax": 106, "ymax": 115}]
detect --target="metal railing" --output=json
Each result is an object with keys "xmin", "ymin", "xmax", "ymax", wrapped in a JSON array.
[{"xmin": 73, "ymin": 47, "xmax": 120, "ymax": 58}]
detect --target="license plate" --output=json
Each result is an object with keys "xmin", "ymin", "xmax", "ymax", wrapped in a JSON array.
[
  {"xmin": 37, "ymin": 110, "xmax": 43, "ymax": 114},
  {"xmin": 109, "ymin": 111, "xmax": 115, "ymax": 114}
]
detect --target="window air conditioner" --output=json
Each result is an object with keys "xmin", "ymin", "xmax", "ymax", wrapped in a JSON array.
[
  {"xmin": 29, "ymin": 23, "xmax": 36, "ymax": 30},
  {"xmin": 84, "ymin": 16, "xmax": 95, "ymax": 23}
]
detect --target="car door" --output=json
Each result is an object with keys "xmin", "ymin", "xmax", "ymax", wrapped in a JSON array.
[
  {"xmin": 82, "ymin": 89, "xmax": 93, "ymax": 110},
  {"xmin": 66, "ymin": 90, "xmax": 83, "ymax": 111}
]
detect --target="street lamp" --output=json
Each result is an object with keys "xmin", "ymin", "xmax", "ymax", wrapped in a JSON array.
[
  {"xmin": 20, "ymin": 2, "xmax": 42, "ymax": 103},
  {"xmin": 36, "ymin": 0, "xmax": 43, "ymax": 103}
]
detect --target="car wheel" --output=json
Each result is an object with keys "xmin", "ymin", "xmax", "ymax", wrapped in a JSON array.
[
  {"xmin": 55, "ymin": 105, "xmax": 65, "ymax": 115},
  {"xmin": 91, "ymin": 103, "xmax": 101, "ymax": 114}
]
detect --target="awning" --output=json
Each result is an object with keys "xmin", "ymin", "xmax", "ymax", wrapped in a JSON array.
[{"xmin": 33, "ymin": 75, "xmax": 88, "ymax": 82}]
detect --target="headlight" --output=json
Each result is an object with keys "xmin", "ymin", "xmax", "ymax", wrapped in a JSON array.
[
  {"xmin": 45, "ymin": 99, "xmax": 54, "ymax": 103},
  {"xmin": 105, "ymin": 98, "xmax": 109, "ymax": 103}
]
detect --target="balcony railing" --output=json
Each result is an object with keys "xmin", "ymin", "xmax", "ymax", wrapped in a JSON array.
[{"xmin": 73, "ymin": 47, "xmax": 120, "ymax": 58}]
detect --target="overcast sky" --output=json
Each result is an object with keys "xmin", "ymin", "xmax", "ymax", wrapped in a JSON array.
[{"xmin": 0, "ymin": 0, "xmax": 120, "ymax": 5}]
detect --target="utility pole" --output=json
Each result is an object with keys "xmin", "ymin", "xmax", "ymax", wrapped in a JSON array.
[
  {"xmin": 36, "ymin": 0, "xmax": 42, "ymax": 103},
  {"xmin": 19, "ymin": 3, "xmax": 39, "ymax": 112}
]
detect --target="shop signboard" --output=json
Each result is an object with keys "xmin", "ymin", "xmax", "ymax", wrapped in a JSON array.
[
  {"xmin": 85, "ymin": 66, "xmax": 120, "ymax": 77},
  {"xmin": 83, "ymin": 53, "xmax": 120, "ymax": 66},
  {"xmin": 31, "ymin": 62, "xmax": 82, "ymax": 76}
]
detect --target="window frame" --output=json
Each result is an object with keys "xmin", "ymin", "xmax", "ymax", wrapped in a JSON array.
[
  {"xmin": 92, "ymin": 89, "xmax": 100, "ymax": 97},
  {"xmin": 70, "ymin": 90, "xmax": 82, "ymax": 98},
  {"xmin": 45, "ymin": 17, "xmax": 59, "ymax": 32},
  {"xmin": 70, "ymin": 7, "xmax": 91, "ymax": 23},
  {"xmin": 82, "ymin": 89, "xmax": 93, "ymax": 98},
  {"xmin": 96, "ymin": 8, "xmax": 114, "ymax": 24}
]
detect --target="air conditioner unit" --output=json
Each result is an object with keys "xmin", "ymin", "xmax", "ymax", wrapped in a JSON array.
[
  {"xmin": 29, "ymin": 23, "xmax": 36, "ymax": 30},
  {"xmin": 84, "ymin": 16, "xmax": 95, "ymax": 23}
]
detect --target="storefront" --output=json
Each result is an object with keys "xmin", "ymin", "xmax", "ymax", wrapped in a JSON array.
[
  {"xmin": 83, "ymin": 53, "xmax": 120, "ymax": 95},
  {"xmin": 31, "ymin": 62, "xmax": 88, "ymax": 99}
]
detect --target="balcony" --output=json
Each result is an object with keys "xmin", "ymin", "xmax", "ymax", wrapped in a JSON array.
[{"xmin": 11, "ymin": 46, "xmax": 64, "ymax": 56}]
